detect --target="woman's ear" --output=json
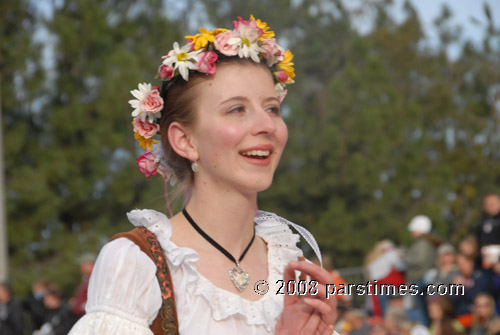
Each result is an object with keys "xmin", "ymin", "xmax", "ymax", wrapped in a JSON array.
[{"xmin": 167, "ymin": 121, "xmax": 199, "ymax": 161}]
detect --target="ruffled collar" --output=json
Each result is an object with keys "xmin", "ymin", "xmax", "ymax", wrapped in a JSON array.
[{"xmin": 126, "ymin": 209, "xmax": 304, "ymax": 330}]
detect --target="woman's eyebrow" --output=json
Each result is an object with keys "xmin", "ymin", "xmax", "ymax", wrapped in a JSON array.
[
  {"xmin": 217, "ymin": 96, "xmax": 248, "ymax": 107},
  {"xmin": 262, "ymin": 96, "xmax": 280, "ymax": 104},
  {"xmin": 217, "ymin": 96, "xmax": 280, "ymax": 107}
]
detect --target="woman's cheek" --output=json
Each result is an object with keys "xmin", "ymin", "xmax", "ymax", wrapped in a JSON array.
[{"xmin": 278, "ymin": 120, "xmax": 288, "ymax": 148}]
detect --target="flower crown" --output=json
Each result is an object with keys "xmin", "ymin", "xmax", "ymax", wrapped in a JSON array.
[{"xmin": 129, "ymin": 15, "xmax": 295, "ymax": 182}]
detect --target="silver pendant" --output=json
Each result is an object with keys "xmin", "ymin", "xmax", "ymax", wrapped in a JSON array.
[{"xmin": 229, "ymin": 262, "xmax": 250, "ymax": 292}]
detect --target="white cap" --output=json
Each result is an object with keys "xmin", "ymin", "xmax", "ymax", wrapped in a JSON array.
[{"xmin": 408, "ymin": 215, "xmax": 432, "ymax": 234}]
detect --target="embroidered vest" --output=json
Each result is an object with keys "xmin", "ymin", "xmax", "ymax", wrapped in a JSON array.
[{"xmin": 111, "ymin": 227, "xmax": 179, "ymax": 335}]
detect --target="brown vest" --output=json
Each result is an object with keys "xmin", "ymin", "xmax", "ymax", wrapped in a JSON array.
[{"xmin": 111, "ymin": 227, "xmax": 179, "ymax": 335}]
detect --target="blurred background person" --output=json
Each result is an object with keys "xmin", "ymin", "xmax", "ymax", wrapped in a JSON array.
[
  {"xmin": 424, "ymin": 243, "xmax": 459, "ymax": 287},
  {"xmin": 451, "ymin": 253, "xmax": 492, "ymax": 329},
  {"xmin": 69, "ymin": 253, "xmax": 95, "ymax": 320},
  {"xmin": 470, "ymin": 293, "xmax": 500, "ymax": 335},
  {"xmin": 491, "ymin": 259, "xmax": 500, "ymax": 314},
  {"xmin": 370, "ymin": 316, "xmax": 388, "ymax": 335},
  {"xmin": 459, "ymin": 235, "xmax": 479, "ymax": 262},
  {"xmin": 342, "ymin": 309, "xmax": 370, "ymax": 335},
  {"xmin": 385, "ymin": 306, "xmax": 429, "ymax": 335},
  {"xmin": 477, "ymin": 194, "xmax": 500, "ymax": 270},
  {"xmin": 0, "ymin": 282, "xmax": 24, "ymax": 335},
  {"xmin": 459, "ymin": 235, "xmax": 481, "ymax": 270},
  {"xmin": 22, "ymin": 278, "xmax": 50, "ymax": 333},
  {"xmin": 34, "ymin": 285, "xmax": 75, "ymax": 335},
  {"xmin": 365, "ymin": 239, "xmax": 405, "ymax": 317},
  {"xmin": 403, "ymin": 215, "xmax": 437, "ymax": 326},
  {"xmin": 487, "ymin": 318, "xmax": 500, "ymax": 335},
  {"xmin": 427, "ymin": 296, "xmax": 465, "ymax": 335}
]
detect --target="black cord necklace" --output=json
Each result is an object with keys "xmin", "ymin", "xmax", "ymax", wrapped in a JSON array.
[{"xmin": 182, "ymin": 208, "xmax": 255, "ymax": 291}]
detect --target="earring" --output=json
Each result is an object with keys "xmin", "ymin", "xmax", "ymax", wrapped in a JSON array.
[{"xmin": 191, "ymin": 161, "xmax": 199, "ymax": 172}]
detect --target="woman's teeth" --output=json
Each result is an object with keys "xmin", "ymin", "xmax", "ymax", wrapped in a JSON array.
[{"xmin": 241, "ymin": 150, "xmax": 270, "ymax": 157}]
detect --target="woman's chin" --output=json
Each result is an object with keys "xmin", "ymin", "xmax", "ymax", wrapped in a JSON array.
[{"xmin": 241, "ymin": 176, "xmax": 274, "ymax": 194}]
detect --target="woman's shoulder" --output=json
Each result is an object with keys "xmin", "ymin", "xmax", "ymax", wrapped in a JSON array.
[{"xmin": 126, "ymin": 208, "xmax": 171, "ymax": 231}]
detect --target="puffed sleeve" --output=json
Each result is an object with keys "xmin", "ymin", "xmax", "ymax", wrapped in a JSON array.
[{"xmin": 69, "ymin": 238, "xmax": 162, "ymax": 335}]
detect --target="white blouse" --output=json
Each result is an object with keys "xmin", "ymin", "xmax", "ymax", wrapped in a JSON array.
[{"xmin": 68, "ymin": 209, "xmax": 305, "ymax": 335}]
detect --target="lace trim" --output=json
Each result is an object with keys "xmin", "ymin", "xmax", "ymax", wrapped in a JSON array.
[
  {"xmin": 126, "ymin": 209, "xmax": 308, "ymax": 328},
  {"xmin": 256, "ymin": 210, "xmax": 323, "ymax": 267}
]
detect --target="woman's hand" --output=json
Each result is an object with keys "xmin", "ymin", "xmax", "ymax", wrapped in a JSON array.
[{"xmin": 275, "ymin": 260, "xmax": 337, "ymax": 335}]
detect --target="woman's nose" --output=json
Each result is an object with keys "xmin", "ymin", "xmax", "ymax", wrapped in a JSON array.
[{"xmin": 252, "ymin": 108, "xmax": 277, "ymax": 135}]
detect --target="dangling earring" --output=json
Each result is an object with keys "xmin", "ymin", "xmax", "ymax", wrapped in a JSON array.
[{"xmin": 191, "ymin": 161, "xmax": 199, "ymax": 172}]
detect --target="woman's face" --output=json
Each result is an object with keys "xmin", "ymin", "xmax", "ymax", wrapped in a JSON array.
[
  {"xmin": 484, "ymin": 195, "xmax": 500, "ymax": 216},
  {"xmin": 190, "ymin": 61, "xmax": 288, "ymax": 194},
  {"xmin": 439, "ymin": 252, "xmax": 455, "ymax": 267},
  {"xmin": 474, "ymin": 295, "xmax": 494, "ymax": 319},
  {"xmin": 457, "ymin": 254, "xmax": 474, "ymax": 276},
  {"xmin": 428, "ymin": 302, "xmax": 443, "ymax": 321}
]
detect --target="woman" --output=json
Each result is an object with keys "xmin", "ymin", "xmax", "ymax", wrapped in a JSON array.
[
  {"xmin": 470, "ymin": 293, "xmax": 500, "ymax": 335},
  {"xmin": 69, "ymin": 16, "xmax": 337, "ymax": 334},
  {"xmin": 384, "ymin": 307, "xmax": 429, "ymax": 335},
  {"xmin": 427, "ymin": 296, "xmax": 465, "ymax": 335}
]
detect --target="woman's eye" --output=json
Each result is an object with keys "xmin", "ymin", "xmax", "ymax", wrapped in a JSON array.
[
  {"xmin": 267, "ymin": 106, "xmax": 281, "ymax": 115},
  {"xmin": 228, "ymin": 106, "xmax": 245, "ymax": 114}
]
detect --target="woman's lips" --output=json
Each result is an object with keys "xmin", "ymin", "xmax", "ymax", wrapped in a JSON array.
[{"xmin": 239, "ymin": 146, "xmax": 273, "ymax": 166}]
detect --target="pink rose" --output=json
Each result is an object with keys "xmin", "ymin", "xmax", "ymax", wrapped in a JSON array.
[
  {"xmin": 158, "ymin": 64, "xmax": 174, "ymax": 80},
  {"xmin": 275, "ymin": 70, "xmax": 289, "ymax": 83},
  {"xmin": 233, "ymin": 16, "xmax": 258, "ymax": 32},
  {"xmin": 139, "ymin": 89, "xmax": 163, "ymax": 114},
  {"xmin": 133, "ymin": 117, "xmax": 160, "ymax": 139},
  {"xmin": 261, "ymin": 38, "xmax": 280, "ymax": 58},
  {"xmin": 136, "ymin": 152, "xmax": 159, "ymax": 178},
  {"xmin": 197, "ymin": 51, "xmax": 218, "ymax": 75},
  {"xmin": 214, "ymin": 31, "xmax": 238, "ymax": 56},
  {"xmin": 233, "ymin": 17, "xmax": 249, "ymax": 30}
]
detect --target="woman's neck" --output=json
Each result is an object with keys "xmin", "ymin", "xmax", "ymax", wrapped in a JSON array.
[{"xmin": 183, "ymin": 183, "xmax": 257, "ymax": 255}]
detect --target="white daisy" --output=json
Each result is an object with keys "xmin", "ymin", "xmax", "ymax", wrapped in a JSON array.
[
  {"xmin": 228, "ymin": 20, "xmax": 262, "ymax": 62},
  {"xmin": 162, "ymin": 42, "xmax": 201, "ymax": 81}
]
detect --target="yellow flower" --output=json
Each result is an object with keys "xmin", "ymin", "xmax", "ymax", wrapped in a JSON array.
[
  {"xmin": 250, "ymin": 15, "xmax": 275, "ymax": 41},
  {"xmin": 185, "ymin": 28, "xmax": 228, "ymax": 50},
  {"xmin": 134, "ymin": 132, "xmax": 158, "ymax": 150},
  {"xmin": 277, "ymin": 50, "xmax": 295, "ymax": 82}
]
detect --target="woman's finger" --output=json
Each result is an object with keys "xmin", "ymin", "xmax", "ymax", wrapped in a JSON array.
[
  {"xmin": 302, "ymin": 299, "xmax": 337, "ymax": 335},
  {"xmin": 303, "ymin": 297, "xmax": 336, "ymax": 323},
  {"xmin": 298, "ymin": 309, "xmax": 322, "ymax": 335},
  {"xmin": 287, "ymin": 260, "xmax": 335, "ymax": 285},
  {"xmin": 282, "ymin": 262, "xmax": 300, "ymax": 306}
]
